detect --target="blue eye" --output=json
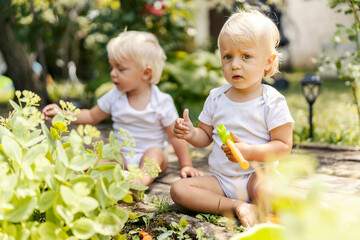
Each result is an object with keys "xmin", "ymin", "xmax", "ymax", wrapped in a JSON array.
[
  {"xmin": 243, "ymin": 54, "xmax": 250, "ymax": 60},
  {"xmin": 224, "ymin": 55, "xmax": 232, "ymax": 60}
]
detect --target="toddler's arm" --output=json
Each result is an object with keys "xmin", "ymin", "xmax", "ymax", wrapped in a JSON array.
[
  {"xmin": 166, "ymin": 123, "xmax": 204, "ymax": 178},
  {"xmin": 42, "ymin": 104, "xmax": 109, "ymax": 125},
  {"xmin": 174, "ymin": 109, "xmax": 213, "ymax": 148},
  {"xmin": 222, "ymin": 122, "xmax": 293, "ymax": 163}
]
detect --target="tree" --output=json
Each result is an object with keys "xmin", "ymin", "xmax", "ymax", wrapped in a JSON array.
[
  {"xmin": 318, "ymin": 0, "xmax": 360, "ymax": 127},
  {"xmin": 0, "ymin": 0, "xmax": 48, "ymax": 106}
]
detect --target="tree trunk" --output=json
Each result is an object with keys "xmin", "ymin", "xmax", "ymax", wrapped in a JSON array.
[
  {"xmin": 0, "ymin": 0, "xmax": 48, "ymax": 106},
  {"xmin": 30, "ymin": 0, "xmax": 50, "ymax": 104}
]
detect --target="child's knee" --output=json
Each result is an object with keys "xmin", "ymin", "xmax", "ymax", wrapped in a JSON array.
[
  {"xmin": 170, "ymin": 179, "xmax": 185, "ymax": 203},
  {"xmin": 143, "ymin": 147, "xmax": 166, "ymax": 160},
  {"xmin": 143, "ymin": 147, "xmax": 168, "ymax": 169}
]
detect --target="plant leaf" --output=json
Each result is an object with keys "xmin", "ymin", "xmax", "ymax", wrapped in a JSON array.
[
  {"xmin": 94, "ymin": 212, "xmax": 122, "ymax": 236},
  {"xmin": 96, "ymin": 177, "xmax": 109, "ymax": 209},
  {"xmin": 0, "ymin": 125, "xmax": 12, "ymax": 138},
  {"xmin": 121, "ymin": 194, "xmax": 133, "ymax": 204},
  {"xmin": 69, "ymin": 154, "xmax": 93, "ymax": 171},
  {"xmin": 41, "ymin": 122, "xmax": 55, "ymax": 147},
  {"xmin": 55, "ymin": 204, "xmax": 73, "ymax": 224},
  {"xmin": 71, "ymin": 218, "xmax": 95, "ymax": 239},
  {"xmin": 5, "ymin": 196, "xmax": 37, "ymax": 222},
  {"xmin": 78, "ymin": 196, "xmax": 99, "ymax": 213},
  {"xmin": 38, "ymin": 191, "xmax": 57, "ymax": 211},
  {"xmin": 38, "ymin": 221, "xmax": 68, "ymax": 240},
  {"xmin": 56, "ymin": 140, "xmax": 69, "ymax": 167},
  {"xmin": 2, "ymin": 136, "xmax": 22, "ymax": 166},
  {"xmin": 9, "ymin": 99, "xmax": 21, "ymax": 111},
  {"xmin": 23, "ymin": 143, "xmax": 48, "ymax": 165}
]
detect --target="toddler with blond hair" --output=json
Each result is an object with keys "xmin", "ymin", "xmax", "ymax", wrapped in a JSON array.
[{"xmin": 43, "ymin": 31, "xmax": 203, "ymax": 186}]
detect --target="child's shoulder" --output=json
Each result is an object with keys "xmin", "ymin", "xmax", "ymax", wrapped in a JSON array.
[
  {"xmin": 151, "ymin": 85, "xmax": 174, "ymax": 104},
  {"xmin": 262, "ymin": 84, "xmax": 286, "ymax": 103},
  {"xmin": 208, "ymin": 84, "xmax": 232, "ymax": 100},
  {"xmin": 263, "ymin": 84, "xmax": 285, "ymax": 96}
]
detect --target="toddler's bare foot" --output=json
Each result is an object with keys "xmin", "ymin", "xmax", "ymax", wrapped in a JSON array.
[{"xmin": 235, "ymin": 203, "xmax": 258, "ymax": 227}]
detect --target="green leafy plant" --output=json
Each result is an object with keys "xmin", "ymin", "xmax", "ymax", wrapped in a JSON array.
[
  {"xmin": 0, "ymin": 90, "xmax": 157, "ymax": 239},
  {"xmin": 195, "ymin": 228, "xmax": 216, "ymax": 240},
  {"xmin": 156, "ymin": 215, "xmax": 190, "ymax": 240},
  {"xmin": 142, "ymin": 213, "xmax": 155, "ymax": 231},
  {"xmin": 317, "ymin": 0, "xmax": 360, "ymax": 127},
  {"xmin": 196, "ymin": 213, "xmax": 222, "ymax": 225},
  {"xmin": 148, "ymin": 195, "xmax": 172, "ymax": 213}
]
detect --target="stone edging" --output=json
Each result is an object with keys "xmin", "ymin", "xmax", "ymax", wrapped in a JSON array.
[{"xmin": 294, "ymin": 143, "xmax": 360, "ymax": 152}]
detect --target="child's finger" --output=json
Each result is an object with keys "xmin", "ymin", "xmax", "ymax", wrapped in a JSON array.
[
  {"xmin": 174, "ymin": 127, "xmax": 187, "ymax": 134},
  {"xmin": 183, "ymin": 109, "xmax": 191, "ymax": 123},
  {"xmin": 175, "ymin": 118, "xmax": 182, "ymax": 125},
  {"xmin": 221, "ymin": 144, "xmax": 230, "ymax": 152},
  {"xmin": 175, "ymin": 121, "xmax": 189, "ymax": 131},
  {"xmin": 230, "ymin": 131, "xmax": 241, "ymax": 143}
]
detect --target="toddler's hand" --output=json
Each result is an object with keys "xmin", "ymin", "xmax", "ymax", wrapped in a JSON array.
[
  {"xmin": 222, "ymin": 131, "xmax": 246, "ymax": 163},
  {"xmin": 180, "ymin": 166, "xmax": 204, "ymax": 178},
  {"xmin": 42, "ymin": 104, "xmax": 62, "ymax": 121},
  {"xmin": 174, "ymin": 109, "xmax": 194, "ymax": 140}
]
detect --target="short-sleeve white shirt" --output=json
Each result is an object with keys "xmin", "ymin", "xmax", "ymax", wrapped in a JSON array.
[
  {"xmin": 97, "ymin": 85, "xmax": 178, "ymax": 154},
  {"xmin": 199, "ymin": 83, "xmax": 294, "ymax": 177}
]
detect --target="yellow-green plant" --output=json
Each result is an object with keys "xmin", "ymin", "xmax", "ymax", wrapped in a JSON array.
[
  {"xmin": 231, "ymin": 153, "xmax": 360, "ymax": 240},
  {"xmin": 0, "ymin": 90, "xmax": 157, "ymax": 239}
]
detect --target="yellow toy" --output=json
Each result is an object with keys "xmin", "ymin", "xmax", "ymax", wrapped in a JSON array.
[{"xmin": 216, "ymin": 124, "xmax": 249, "ymax": 170}]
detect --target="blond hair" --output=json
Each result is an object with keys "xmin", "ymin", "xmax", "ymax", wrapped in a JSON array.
[
  {"xmin": 106, "ymin": 31, "xmax": 166, "ymax": 84},
  {"xmin": 218, "ymin": 9, "xmax": 280, "ymax": 78}
]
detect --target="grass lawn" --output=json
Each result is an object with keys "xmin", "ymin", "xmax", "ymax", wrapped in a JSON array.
[{"xmin": 280, "ymin": 72, "xmax": 359, "ymax": 145}]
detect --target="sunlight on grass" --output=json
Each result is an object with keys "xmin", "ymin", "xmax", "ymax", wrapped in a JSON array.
[{"xmin": 281, "ymin": 72, "xmax": 359, "ymax": 145}]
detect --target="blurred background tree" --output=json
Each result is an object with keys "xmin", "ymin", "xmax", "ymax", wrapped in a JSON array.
[{"xmin": 0, "ymin": 0, "xmax": 196, "ymax": 107}]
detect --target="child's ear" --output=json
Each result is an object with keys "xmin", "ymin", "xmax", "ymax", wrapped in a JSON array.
[
  {"xmin": 265, "ymin": 53, "xmax": 276, "ymax": 71},
  {"xmin": 142, "ymin": 66, "xmax": 152, "ymax": 82}
]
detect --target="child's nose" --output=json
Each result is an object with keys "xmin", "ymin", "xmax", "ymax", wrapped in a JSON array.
[
  {"xmin": 110, "ymin": 68, "xmax": 117, "ymax": 77},
  {"xmin": 231, "ymin": 58, "xmax": 241, "ymax": 70}
]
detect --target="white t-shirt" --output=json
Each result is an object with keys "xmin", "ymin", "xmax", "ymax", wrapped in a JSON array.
[
  {"xmin": 199, "ymin": 83, "xmax": 294, "ymax": 177},
  {"xmin": 97, "ymin": 85, "xmax": 178, "ymax": 154}
]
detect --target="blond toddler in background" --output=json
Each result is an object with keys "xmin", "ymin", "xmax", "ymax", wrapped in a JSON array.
[{"xmin": 43, "ymin": 31, "xmax": 203, "ymax": 186}]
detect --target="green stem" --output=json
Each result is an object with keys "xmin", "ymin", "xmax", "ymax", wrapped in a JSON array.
[
  {"xmin": 350, "ymin": 80, "xmax": 360, "ymax": 128},
  {"xmin": 349, "ymin": 0, "xmax": 360, "ymax": 128},
  {"xmin": 349, "ymin": 0, "xmax": 360, "ymax": 57}
]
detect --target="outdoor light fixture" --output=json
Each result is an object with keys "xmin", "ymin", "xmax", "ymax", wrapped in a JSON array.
[{"xmin": 300, "ymin": 74, "xmax": 322, "ymax": 140}]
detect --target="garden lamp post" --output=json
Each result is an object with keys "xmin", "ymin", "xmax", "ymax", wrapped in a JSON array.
[{"xmin": 300, "ymin": 74, "xmax": 322, "ymax": 140}]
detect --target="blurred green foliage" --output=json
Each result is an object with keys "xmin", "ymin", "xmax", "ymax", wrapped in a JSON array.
[
  {"xmin": 231, "ymin": 152, "xmax": 360, "ymax": 240},
  {"xmin": 317, "ymin": 0, "xmax": 360, "ymax": 128},
  {"xmin": 159, "ymin": 50, "xmax": 224, "ymax": 123},
  {"xmin": 9, "ymin": 0, "xmax": 195, "ymax": 82}
]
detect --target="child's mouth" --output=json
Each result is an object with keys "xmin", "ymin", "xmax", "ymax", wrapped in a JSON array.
[{"xmin": 232, "ymin": 75, "xmax": 242, "ymax": 80}]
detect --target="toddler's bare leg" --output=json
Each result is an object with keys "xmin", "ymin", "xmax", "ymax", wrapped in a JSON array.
[
  {"xmin": 235, "ymin": 203, "xmax": 258, "ymax": 227},
  {"xmin": 139, "ymin": 147, "xmax": 168, "ymax": 186},
  {"xmin": 245, "ymin": 168, "xmax": 282, "ymax": 224},
  {"xmin": 170, "ymin": 176, "xmax": 255, "ymax": 226}
]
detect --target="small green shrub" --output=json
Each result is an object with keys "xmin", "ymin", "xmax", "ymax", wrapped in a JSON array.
[{"xmin": 0, "ymin": 90, "xmax": 158, "ymax": 239}]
